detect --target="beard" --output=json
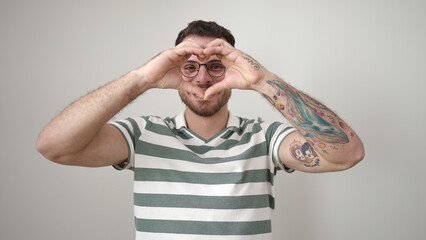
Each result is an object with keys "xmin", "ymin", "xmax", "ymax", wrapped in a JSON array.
[{"xmin": 179, "ymin": 89, "xmax": 231, "ymax": 117}]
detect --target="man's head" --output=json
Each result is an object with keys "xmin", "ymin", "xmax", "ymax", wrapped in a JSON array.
[
  {"xmin": 177, "ymin": 21, "xmax": 234, "ymax": 117},
  {"xmin": 175, "ymin": 20, "xmax": 235, "ymax": 47},
  {"xmin": 178, "ymin": 35, "xmax": 231, "ymax": 117}
]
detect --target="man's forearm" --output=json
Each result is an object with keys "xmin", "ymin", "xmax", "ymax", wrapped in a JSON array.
[
  {"xmin": 257, "ymin": 75, "xmax": 363, "ymax": 164},
  {"xmin": 36, "ymin": 69, "xmax": 149, "ymax": 161}
]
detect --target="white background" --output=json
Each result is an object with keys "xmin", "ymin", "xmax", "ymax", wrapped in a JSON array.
[{"xmin": 1, "ymin": 0, "xmax": 425, "ymax": 239}]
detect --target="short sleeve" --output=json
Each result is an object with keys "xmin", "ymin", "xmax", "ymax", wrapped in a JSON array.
[
  {"xmin": 107, "ymin": 118, "xmax": 141, "ymax": 170},
  {"xmin": 264, "ymin": 120, "xmax": 296, "ymax": 173}
]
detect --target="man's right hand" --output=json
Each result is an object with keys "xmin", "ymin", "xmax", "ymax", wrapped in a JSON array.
[{"xmin": 136, "ymin": 39, "xmax": 206, "ymax": 98}]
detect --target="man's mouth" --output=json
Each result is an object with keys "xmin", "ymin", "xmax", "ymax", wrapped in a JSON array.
[
  {"xmin": 192, "ymin": 92, "xmax": 217, "ymax": 101},
  {"xmin": 191, "ymin": 85, "xmax": 216, "ymax": 101},
  {"xmin": 192, "ymin": 93, "xmax": 205, "ymax": 101}
]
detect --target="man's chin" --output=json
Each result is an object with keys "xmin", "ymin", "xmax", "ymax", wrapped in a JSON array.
[
  {"xmin": 189, "ymin": 106, "xmax": 220, "ymax": 117},
  {"xmin": 183, "ymin": 97, "xmax": 223, "ymax": 117}
]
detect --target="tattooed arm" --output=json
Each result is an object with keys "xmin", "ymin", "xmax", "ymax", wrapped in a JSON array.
[
  {"xmin": 204, "ymin": 39, "xmax": 364, "ymax": 173},
  {"xmin": 259, "ymin": 77, "xmax": 364, "ymax": 172}
]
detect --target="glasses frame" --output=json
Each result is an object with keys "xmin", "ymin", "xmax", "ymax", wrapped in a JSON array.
[{"xmin": 181, "ymin": 60, "xmax": 226, "ymax": 78}]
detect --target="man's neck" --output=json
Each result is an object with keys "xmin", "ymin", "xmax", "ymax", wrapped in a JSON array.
[{"xmin": 184, "ymin": 106, "xmax": 229, "ymax": 141}]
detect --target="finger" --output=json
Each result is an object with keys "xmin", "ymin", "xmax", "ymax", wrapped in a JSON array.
[
  {"xmin": 204, "ymin": 81, "xmax": 229, "ymax": 100},
  {"xmin": 203, "ymin": 46, "xmax": 237, "ymax": 61},
  {"xmin": 183, "ymin": 38, "xmax": 206, "ymax": 48},
  {"xmin": 176, "ymin": 47, "xmax": 205, "ymax": 58},
  {"xmin": 176, "ymin": 38, "xmax": 205, "ymax": 48},
  {"xmin": 179, "ymin": 81, "xmax": 205, "ymax": 98},
  {"xmin": 169, "ymin": 46, "xmax": 206, "ymax": 62},
  {"xmin": 205, "ymin": 38, "xmax": 232, "ymax": 48},
  {"xmin": 174, "ymin": 40, "xmax": 206, "ymax": 60}
]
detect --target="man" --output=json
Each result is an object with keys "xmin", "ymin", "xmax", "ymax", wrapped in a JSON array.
[{"xmin": 36, "ymin": 20, "xmax": 364, "ymax": 239}]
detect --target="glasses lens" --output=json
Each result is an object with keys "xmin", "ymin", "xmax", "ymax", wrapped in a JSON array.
[
  {"xmin": 181, "ymin": 62, "xmax": 198, "ymax": 77},
  {"xmin": 207, "ymin": 62, "xmax": 226, "ymax": 77},
  {"xmin": 181, "ymin": 62, "xmax": 226, "ymax": 78}
]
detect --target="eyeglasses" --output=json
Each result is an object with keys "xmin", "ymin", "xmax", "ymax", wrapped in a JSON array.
[{"xmin": 181, "ymin": 60, "xmax": 226, "ymax": 78}]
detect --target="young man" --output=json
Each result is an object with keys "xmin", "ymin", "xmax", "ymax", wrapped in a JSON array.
[{"xmin": 36, "ymin": 20, "xmax": 364, "ymax": 239}]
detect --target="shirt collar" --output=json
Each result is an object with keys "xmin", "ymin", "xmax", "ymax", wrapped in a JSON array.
[{"xmin": 174, "ymin": 111, "xmax": 240, "ymax": 131}]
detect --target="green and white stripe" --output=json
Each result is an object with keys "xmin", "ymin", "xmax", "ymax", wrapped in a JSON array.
[
  {"xmin": 135, "ymin": 231, "xmax": 273, "ymax": 240},
  {"xmin": 109, "ymin": 112, "xmax": 295, "ymax": 239}
]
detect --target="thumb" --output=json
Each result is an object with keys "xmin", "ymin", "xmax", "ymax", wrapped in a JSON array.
[
  {"xmin": 179, "ymin": 81, "xmax": 205, "ymax": 98},
  {"xmin": 204, "ymin": 81, "xmax": 229, "ymax": 100}
]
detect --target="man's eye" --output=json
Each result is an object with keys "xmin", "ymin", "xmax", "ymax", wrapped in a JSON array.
[
  {"xmin": 183, "ymin": 65, "xmax": 196, "ymax": 71},
  {"xmin": 209, "ymin": 64, "xmax": 224, "ymax": 70}
]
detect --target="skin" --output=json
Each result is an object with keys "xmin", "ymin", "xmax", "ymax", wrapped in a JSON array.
[{"xmin": 36, "ymin": 35, "xmax": 364, "ymax": 172}]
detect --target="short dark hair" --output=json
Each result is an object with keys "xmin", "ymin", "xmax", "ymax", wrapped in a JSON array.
[{"xmin": 175, "ymin": 20, "xmax": 235, "ymax": 47}]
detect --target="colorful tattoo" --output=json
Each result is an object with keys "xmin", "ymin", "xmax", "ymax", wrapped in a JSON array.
[
  {"xmin": 241, "ymin": 55, "xmax": 260, "ymax": 70},
  {"xmin": 266, "ymin": 80, "xmax": 349, "ymax": 144},
  {"xmin": 290, "ymin": 141, "xmax": 320, "ymax": 167}
]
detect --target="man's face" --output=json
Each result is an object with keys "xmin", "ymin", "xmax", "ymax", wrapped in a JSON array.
[{"xmin": 178, "ymin": 35, "xmax": 231, "ymax": 117}]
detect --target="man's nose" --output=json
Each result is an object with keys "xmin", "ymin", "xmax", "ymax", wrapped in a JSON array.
[{"xmin": 194, "ymin": 65, "xmax": 212, "ymax": 85}]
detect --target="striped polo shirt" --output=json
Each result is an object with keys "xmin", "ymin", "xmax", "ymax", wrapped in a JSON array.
[{"xmin": 109, "ymin": 112, "xmax": 295, "ymax": 240}]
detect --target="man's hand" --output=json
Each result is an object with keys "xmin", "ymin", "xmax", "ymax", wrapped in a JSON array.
[
  {"xmin": 137, "ymin": 39, "xmax": 207, "ymax": 98},
  {"xmin": 202, "ymin": 39, "xmax": 271, "ymax": 99}
]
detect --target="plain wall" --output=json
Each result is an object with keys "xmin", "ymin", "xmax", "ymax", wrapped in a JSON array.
[{"xmin": 1, "ymin": 0, "xmax": 425, "ymax": 239}]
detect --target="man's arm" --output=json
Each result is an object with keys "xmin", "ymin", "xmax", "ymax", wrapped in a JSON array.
[
  {"xmin": 36, "ymin": 40, "xmax": 205, "ymax": 167},
  {"xmin": 258, "ymin": 77, "xmax": 364, "ymax": 172},
  {"xmin": 36, "ymin": 71, "xmax": 147, "ymax": 167},
  {"xmin": 203, "ymin": 39, "xmax": 364, "ymax": 172}
]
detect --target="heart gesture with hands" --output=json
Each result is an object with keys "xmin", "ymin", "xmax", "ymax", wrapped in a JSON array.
[{"xmin": 139, "ymin": 37, "xmax": 271, "ymax": 100}]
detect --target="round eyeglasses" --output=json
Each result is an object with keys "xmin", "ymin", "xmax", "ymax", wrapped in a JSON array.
[{"xmin": 181, "ymin": 61, "xmax": 226, "ymax": 78}]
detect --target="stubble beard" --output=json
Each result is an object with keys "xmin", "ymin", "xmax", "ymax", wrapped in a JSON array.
[{"xmin": 179, "ymin": 89, "xmax": 231, "ymax": 117}]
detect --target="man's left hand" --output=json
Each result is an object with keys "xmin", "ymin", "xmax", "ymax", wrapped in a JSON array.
[{"xmin": 202, "ymin": 39, "xmax": 271, "ymax": 99}]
